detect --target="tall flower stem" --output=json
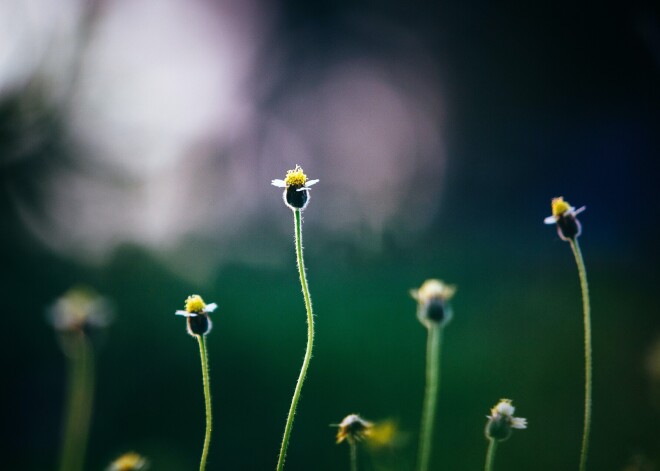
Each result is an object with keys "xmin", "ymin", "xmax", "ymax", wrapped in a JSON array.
[
  {"xmin": 58, "ymin": 333, "xmax": 94, "ymax": 471},
  {"xmin": 417, "ymin": 324, "xmax": 442, "ymax": 471},
  {"xmin": 569, "ymin": 238, "xmax": 592, "ymax": 471},
  {"xmin": 349, "ymin": 440, "xmax": 358, "ymax": 471},
  {"xmin": 484, "ymin": 438, "xmax": 497, "ymax": 471},
  {"xmin": 276, "ymin": 208, "xmax": 315, "ymax": 471},
  {"xmin": 197, "ymin": 334, "xmax": 213, "ymax": 471}
]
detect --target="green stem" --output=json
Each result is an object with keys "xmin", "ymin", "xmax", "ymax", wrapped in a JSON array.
[
  {"xmin": 484, "ymin": 439, "xmax": 497, "ymax": 471},
  {"xmin": 569, "ymin": 238, "xmax": 592, "ymax": 471},
  {"xmin": 417, "ymin": 324, "xmax": 442, "ymax": 471},
  {"xmin": 276, "ymin": 208, "xmax": 315, "ymax": 471},
  {"xmin": 349, "ymin": 440, "xmax": 358, "ymax": 471},
  {"xmin": 197, "ymin": 335, "xmax": 213, "ymax": 471},
  {"xmin": 58, "ymin": 333, "xmax": 94, "ymax": 471}
]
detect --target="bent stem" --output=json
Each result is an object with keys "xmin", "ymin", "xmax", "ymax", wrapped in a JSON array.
[
  {"xmin": 58, "ymin": 333, "xmax": 94, "ymax": 471},
  {"xmin": 484, "ymin": 439, "xmax": 497, "ymax": 471},
  {"xmin": 569, "ymin": 238, "xmax": 592, "ymax": 471},
  {"xmin": 417, "ymin": 324, "xmax": 442, "ymax": 471},
  {"xmin": 276, "ymin": 208, "xmax": 315, "ymax": 471},
  {"xmin": 197, "ymin": 335, "xmax": 213, "ymax": 471}
]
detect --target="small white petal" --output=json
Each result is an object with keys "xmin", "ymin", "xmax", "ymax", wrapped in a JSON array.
[
  {"xmin": 573, "ymin": 206, "xmax": 586, "ymax": 215},
  {"xmin": 306, "ymin": 179, "xmax": 319, "ymax": 186},
  {"xmin": 511, "ymin": 417, "xmax": 527, "ymax": 429},
  {"xmin": 496, "ymin": 402, "xmax": 515, "ymax": 416},
  {"xmin": 296, "ymin": 187, "xmax": 310, "ymax": 192},
  {"xmin": 175, "ymin": 310, "xmax": 197, "ymax": 317},
  {"xmin": 544, "ymin": 215, "xmax": 557, "ymax": 224},
  {"xmin": 205, "ymin": 303, "xmax": 218, "ymax": 313},
  {"xmin": 271, "ymin": 179, "xmax": 286, "ymax": 187}
]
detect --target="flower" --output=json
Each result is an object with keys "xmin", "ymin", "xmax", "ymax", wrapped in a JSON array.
[
  {"xmin": 544, "ymin": 196, "xmax": 586, "ymax": 241},
  {"xmin": 335, "ymin": 414, "xmax": 374, "ymax": 444},
  {"xmin": 410, "ymin": 279, "xmax": 457, "ymax": 328},
  {"xmin": 107, "ymin": 452, "xmax": 148, "ymax": 471},
  {"xmin": 48, "ymin": 286, "xmax": 114, "ymax": 333},
  {"xmin": 271, "ymin": 165, "xmax": 319, "ymax": 210},
  {"xmin": 485, "ymin": 399, "xmax": 527, "ymax": 441},
  {"xmin": 175, "ymin": 294, "xmax": 217, "ymax": 336}
]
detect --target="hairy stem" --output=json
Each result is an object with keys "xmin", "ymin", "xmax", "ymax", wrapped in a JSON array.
[
  {"xmin": 417, "ymin": 324, "xmax": 442, "ymax": 471},
  {"xmin": 569, "ymin": 238, "xmax": 592, "ymax": 471},
  {"xmin": 484, "ymin": 438, "xmax": 497, "ymax": 471},
  {"xmin": 197, "ymin": 335, "xmax": 213, "ymax": 471},
  {"xmin": 276, "ymin": 209, "xmax": 315, "ymax": 471},
  {"xmin": 350, "ymin": 440, "xmax": 358, "ymax": 471},
  {"xmin": 58, "ymin": 333, "xmax": 94, "ymax": 471}
]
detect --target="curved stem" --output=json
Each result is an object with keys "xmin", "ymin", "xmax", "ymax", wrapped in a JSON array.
[
  {"xmin": 58, "ymin": 333, "xmax": 94, "ymax": 471},
  {"xmin": 349, "ymin": 440, "xmax": 358, "ymax": 471},
  {"xmin": 417, "ymin": 324, "xmax": 442, "ymax": 471},
  {"xmin": 276, "ymin": 209, "xmax": 315, "ymax": 471},
  {"xmin": 484, "ymin": 439, "xmax": 497, "ymax": 471},
  {"xmin": 569, "ymin": 238, "xmax": 592, "ymax": 471},
  {"xmin": 197, "ymin": 335, "xmax": 213, "ymax": 471}
]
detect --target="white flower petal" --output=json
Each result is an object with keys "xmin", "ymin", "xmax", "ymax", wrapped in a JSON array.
[
  {"xmin": 306, "ymin": 179, "xmax": 319, "ymax": 186},
  {"xmin": 175, "ymin": 310, "xmax": 197, "ymax": 317},
  {"xmin": 271, "ymin": 179, "xmax": 286, "ymax": 187},
  {"xmin": 511, "ymin": 417, "xmax": 527, "ymax": 429},
  {"xmin": 573, "ymin": 206, "xmax": 586, "ymax": 215},
  {"xmin": 544, "ymin": 215, "xmax": 557, "ymax": 224},
  {"xmin": 205, "ymin": 303, "xmax": 218, "ymax": 313},
  {"xmin": 296, "ymin": 187, "xmax": 310, "ymax": 192}
]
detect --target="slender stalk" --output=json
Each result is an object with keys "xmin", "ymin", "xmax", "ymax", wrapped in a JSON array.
[
  {"xmin": 197, "ymin": 335, "xmax": 213, "ymax": 471},
  {"xmin": 484, "ymin": 439, "xmax": 497, "ymax": 471},
  {"xmin": 349, "ymin": 440, "xmax": 358, "ymax": 471},
  {"xmin": 276, "ymin": 208, "xmax": 315, "ymax": 471},
  {"xmin": 58, "ymin": 333, "xmax": 94, "ymax": 471},
  {"xmin": 417, "ymin": 324, "xmax": 442, "ymax": 471},
  {"xmin": 569, "ymin": 238, "xmax": 592, "ymax": 471}
]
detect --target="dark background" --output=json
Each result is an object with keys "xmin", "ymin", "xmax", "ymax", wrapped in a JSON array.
[{"xmin": 1, "ymin": 1, "xmax": 659, "ymax": 470}]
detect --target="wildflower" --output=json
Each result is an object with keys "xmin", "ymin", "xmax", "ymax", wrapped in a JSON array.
[
  {"xmin": 544, "ymin": 196, "xmax": 586, "ymax": 241},
  {"xmin": 271, "ymin": 164, "xmax": 319, "ymax": 210},
  {"xmin": 107, "ymin": 452, "xmax": 148, "ymax": 471},
  {"xmin": 485, "ymin": 399, "xmax": 527, "ymax": 442},
  {"xmin": 335, "ymin": 414, "xmax": 374, "ymax": 445},
  {"xmin": 410, "ymin": 279, "xmax": 456, "ymax": 328},
  {"xmin": 48, "ymin": 286, "xmax": 113, "ymax": 333},
  {"xmin": 175, "ymin": 294, "xmax": 217, "ymax": 336}
]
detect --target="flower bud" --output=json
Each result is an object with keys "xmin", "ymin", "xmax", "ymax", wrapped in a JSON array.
[
  {"xmin": 410, "ymin": 279, "xmax": 456, "ymax": 328},
  {"xmin": 485, "ymin": 399, "xmax": 527, "ymax": 442}
]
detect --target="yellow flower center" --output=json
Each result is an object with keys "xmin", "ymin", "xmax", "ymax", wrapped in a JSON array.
[
  {"xmin": 110, "ymin": 452, "xmax": 146, "ymax": 471},
  {"xmin": 284, "ymin": 165, "xmax": 307, "ymax": 187},
  {"xmin": 551, "ymin": 197, "xmax": 571, "ymax": 217},
  {"xmin": 185, "ymin": 294, "xmax": 206, "ymax": 313},
  {"xmin": 413, "ymin": 279, "xmax": 457, "ymax": 303}
]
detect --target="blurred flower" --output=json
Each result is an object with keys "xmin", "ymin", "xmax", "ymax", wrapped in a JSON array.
[
  {"xmin": 47, "ymin": 286, "xmax": 113, "ymax": 333},
  {"xmin": 335, "ymin": 414, "xmax": 374, "ymax": 445},
  {"xmin": 544, "ymin": 196, "xmax": 586, "ymax": 241},
  {"xmin": 485, "ymin": 399, "xmax": 527, "ymax": 441},
  {"xmin": 410, "ymin": 279, "xmax": 456, "ymax": 328},
  {"xmin": 271, "ymin": 165, "xmax": 319, "ymax": 210},
  {"xmin": 107, "ymin": 452, "xmax": 148, "ymax": 471},
  {"xmin": 175, "ymin": 294, "xmax": 217, "ymax": 336}
]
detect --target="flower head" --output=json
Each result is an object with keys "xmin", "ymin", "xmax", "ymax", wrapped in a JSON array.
[
  {"xmin": 335, "ymin": 414, "xmax": 374, "ymax": 444},
  {"xmin": 175, "ymin": 294, "xmax": 217, "ymax": 336},
  {"xmin": 107, "ymin": 452, "xmax": 148, "ymax": 471},
  {"xmin": 544, "ymin": 196, "xmax": 586, "ymax": 241},
  {"xmin": 271, "ymin": 165, "xmax": 319, "ymax": 210},
  {"xmin": 410, "ymin": 279, "xmax": 456, "ymax": 328},
  {"xmin": 485, "ymin": 399, "xmax": 527, "ymax": 441},
  {"xmin": 48, "ymin": 286, "xmax": 114, "ymax": 333}
]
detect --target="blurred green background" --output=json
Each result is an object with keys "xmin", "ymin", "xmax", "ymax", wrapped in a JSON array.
[{"xmin": 1, "ymin": 0, "xmax": 659, "ymax": 470}]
